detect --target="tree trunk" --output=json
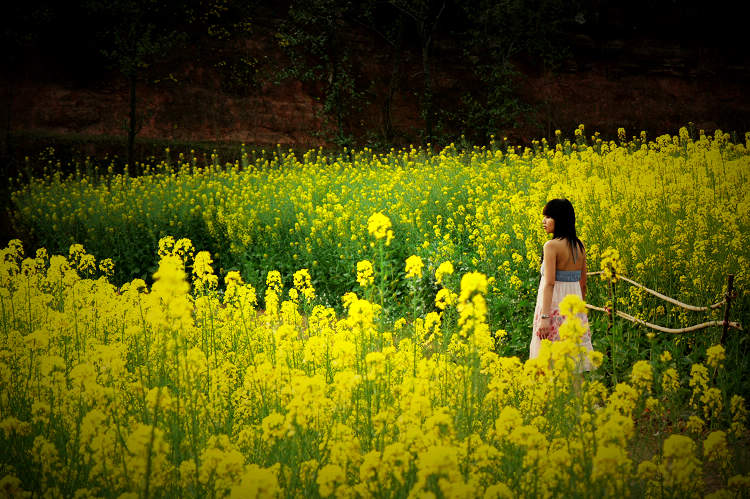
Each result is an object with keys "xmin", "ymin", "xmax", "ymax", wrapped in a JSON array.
[
  {"xmin": 0, "ymin": 81, "xmax": 12, "ymax": 245},
  {"xmin": 334, "ymin": 67, "xmax": 344, "ymax": 143},
  {"xmin": 325, "ymin": 33, "xmax": 346, "ymax": 145},
  {"xmin": 422, "ymin": 41, "xmax": 433, "ymax": 144},
  {"xmin": 127, "ymin": 73, "xmax": 137, "ymax": 175},
  {"xmin": 382, "ymin": 15, "xmax": 405, "ymax": 143},
  {"xmin": 420, "ymin": 0, "xmax": 446, "ymax": 145},
  {"xmin": 3, "ymin": 80, "xmax": 11, "ymax": 167}
]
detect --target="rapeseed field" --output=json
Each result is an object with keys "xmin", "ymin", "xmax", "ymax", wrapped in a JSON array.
[{"xmin": 2, "ymin": 126, "xmax": 749, "ymax": 497}]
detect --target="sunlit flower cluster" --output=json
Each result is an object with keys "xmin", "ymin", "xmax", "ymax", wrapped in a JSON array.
[
  {"xmin": 356, "ymin": 260, "xmax": 374, "ymax": 287},
  {"xmin": 0, "ymin": 236, "xmax": 747, "ymax": 497}
]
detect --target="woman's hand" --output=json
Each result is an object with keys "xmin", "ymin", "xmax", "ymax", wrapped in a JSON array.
[{"xmin": 537, "ymin": 317, "xmax": 552, "ymax": 339}]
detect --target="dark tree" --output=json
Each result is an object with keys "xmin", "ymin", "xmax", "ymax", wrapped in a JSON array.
[
  {"xmin": 85, "ymin": 0, "xmax": 189, "ymax": 172},
  {"xmin": 1, "ymin": 3, "xmax": 56, "ymax": 169},
  {"xmin": 455, "ymin": 0, "xmax": 583, "ymax": 141},
  {"xmin": 278, "ymin": 0, "xmax": 365, "ymax": 146},
  {"xmin": 358, "ymin": 0, "xmax": 407, "ymax": 143},
  {"xmin": 389, "ymin": 0, "xmax": 447, "ymax": 144}
]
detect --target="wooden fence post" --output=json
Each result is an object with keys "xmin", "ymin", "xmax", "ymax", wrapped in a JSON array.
[
  {"xmin": 720, "ymin": 274, "xmax": 735, "ymax": 346},
  {"xmin": 607, "ymin": 262, "xmax": 617, "ymax": 383},
  {"xmin": 607, "ymin": 263, "xmax": 617, "ymax": 331}
]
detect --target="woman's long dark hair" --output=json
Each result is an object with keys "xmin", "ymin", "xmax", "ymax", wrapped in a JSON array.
[{"xmin": 542, "ymin": 198, "xmax": 584, "ymax": 263}]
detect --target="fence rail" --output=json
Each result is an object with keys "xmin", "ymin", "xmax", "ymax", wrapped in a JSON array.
[
  {"xmin": 586, "ymin": 271, "xmax": 726, "ymax": 312},
  {"xmin": 585, "ymin": 270, "xmax": 742, "ymax": 342}
]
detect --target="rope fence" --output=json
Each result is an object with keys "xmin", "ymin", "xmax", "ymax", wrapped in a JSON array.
[
  {"xmin": 585, "ymin": 269, "xmax": 742, "ymax": 343},
  {"xmin": 586, "ymin": 271, "xmax": 727, "ymax": 312}
]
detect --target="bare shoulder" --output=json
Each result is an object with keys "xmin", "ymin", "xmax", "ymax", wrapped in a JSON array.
[
  {"xmin": 543, "ymin": 239, "xmax": 563, "ymax": 260},
  {"xmin": 544, "ymin": 238, "xmax": 565, "ymax": 252}
]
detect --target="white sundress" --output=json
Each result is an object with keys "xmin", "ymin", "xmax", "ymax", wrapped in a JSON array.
[{"xmin": 529, "ymin": 266, "xmax": 594, "ymax": 371}]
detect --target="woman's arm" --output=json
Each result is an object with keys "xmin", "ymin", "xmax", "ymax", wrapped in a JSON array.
[
  {"xmin": 580, "ymin": 250, "xmax": 587, "ymax": 300},
  {"xmin": 539, "ymin": 241, "xmax": 556, "ymax": 338}
]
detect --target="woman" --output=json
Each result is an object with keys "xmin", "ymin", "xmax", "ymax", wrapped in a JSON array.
[{"xmin": 529, "ymin": 198, "xmax": 593, "ymax": 369}]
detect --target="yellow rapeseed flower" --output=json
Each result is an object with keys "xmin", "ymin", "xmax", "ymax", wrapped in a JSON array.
[
  {"xmin": 367, "ymin": 212, "xmax": 392, "ymax": 240},
  {"xmin": 706, "ymin": 344, "xmax": 726, "ymax": 369},
  {"xmin": 405, "ymin": 255, "xmax": 424, "ymax": 279},
  {"xmin": 434, "ymin": 261, "xmax": 454, "ymax": 284},
  {"xmin": 356, "ymin": 260, "xmax": 374, "ymax": 287}
]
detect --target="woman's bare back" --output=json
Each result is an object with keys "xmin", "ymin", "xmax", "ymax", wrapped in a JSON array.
[{"xmin": 547, "ymin": 238, "xmax": 586, "ymax": 272}]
